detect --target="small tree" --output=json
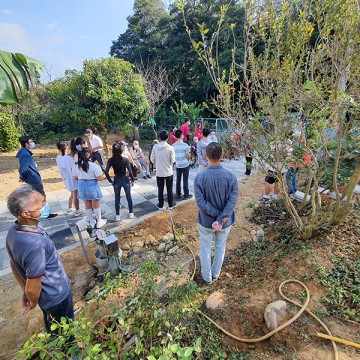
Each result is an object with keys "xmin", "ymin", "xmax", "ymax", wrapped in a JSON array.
[
  {"xmin": 180, "ymin": 0, "xmax": 360, "ymax": 239},
  {"xmin": 136, "ymin": 63, "xmax": 178, "ymax": 137}
]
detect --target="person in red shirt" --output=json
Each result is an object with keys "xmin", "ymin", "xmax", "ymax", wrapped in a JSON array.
[
  {"xmin": 180, "ymin": 118, "xmax": 191, "ymax": 144},
  {"xmin": 170, "ymin": 126, "xmax": 177, "ymax": 145},
  {"xmin": 194, "ymin": 122, "xmax": 204, "ymax": 141}
]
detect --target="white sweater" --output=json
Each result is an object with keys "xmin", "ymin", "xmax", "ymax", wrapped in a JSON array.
[{"xmin": 150, "ymin": 142, "xmax": 175, "ymax": 177}]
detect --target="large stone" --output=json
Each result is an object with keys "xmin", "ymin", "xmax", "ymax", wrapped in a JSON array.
[
  {"xmin": 157, "ymin": 243, "xmax": 166, "ymax": 252},
  {"xmin": 145, "ymin": 235, "xmax": 156, "ymax": 245},
  {"xmin": 135, "ymin": 240, "xmax": 145, "ymax": 249},
  {"xmin": 256, "ymin": 229, "xmax": 265, "ymax": 238},
  {"xmin": 28, "ymin": 318, "xmax": 41, "ymax": 334},
  {"xmin": 167, "ymin": 245, "xmax": 179, "ymax": 255},
  {"xmin": 163, "ymin": 232, "xmax": 174, "ymax": 242},
  {"xmin": 0, "ymin": 316, "xmax": 5, "ymax": 324},
  {"xmin": 205, "ymin": 292, "xmax": 226, "ymax": 310},
  {"xmin": 264, "ymin": 300, "xmax": 287, "ymax": 331},
  {"xmin": 132, "ymin": 246, "xmax": 141, "ymax": 254},
  {"xmin": 250, "ymin": 230, "xmax": 256, "ymax": 236}
]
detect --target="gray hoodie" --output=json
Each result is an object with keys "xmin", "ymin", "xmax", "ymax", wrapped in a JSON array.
[{"xmin": 150, "ymin": 141, "xmax": 175, "ymax": 177}]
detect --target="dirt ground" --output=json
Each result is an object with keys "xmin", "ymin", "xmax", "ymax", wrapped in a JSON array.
[{"xmin": 0, "ymin": 147, "xmax": 359, "ymax": 359}]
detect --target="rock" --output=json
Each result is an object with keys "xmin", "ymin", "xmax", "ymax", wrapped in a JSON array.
[
  {"xmin": 256, "ymin": 229, "xmax": 265, "ymax": 238},
  {"xmin": 162, "ymin": 232, "xmax": 174, "ymax": 242},
  {"xmin": 252, "ymin": 236, "xmax": 257, "ymax": 241},
  {"xmin": 254, "ymin": 204, "xmax": 260, "ymax": 209},
  {"xmin": 264, "ymin": 300, "xmax": 287, "ymax": 331},
  {"xmin": 206, "ymin": 292, "xmax": 226, "ymax": 310},
  {"xmin": 135, "ymin": 229, "xmax": 144, "ymax": 237},
  {"xmin": 0, "ymin": 316, "xmax": 5, "ymax": 325},
  {"xmin": 88, "ymin": 280, "xmax": 96, "ymax": 288},
  {"xmin": 157, "ymin": 243, "xmax": 166, "ymax": 252},
  {"xmin": 135, "ymin": 240, "xmax": 145, "ymax": 249},
  {"xmin": 122, "ymin": 243, "xmax": 130, "ymax": 250},
  {"xmin": 145, "ymin": 235, "xmax": 156, "ymax": 245},
  {"xmin": 132, "ymin": 246, "xmax": 141, "ymax": 253},
  {"xmin": 167, "ymin": 246, "xmax": 179, "ymax": 255},
  {"xmin": 225, "ymin": 272, "xmax": 233, "ymax": 280},
  {"xmin": 250, "ymin": 230, "xmax": 256, "ymax": 236}
]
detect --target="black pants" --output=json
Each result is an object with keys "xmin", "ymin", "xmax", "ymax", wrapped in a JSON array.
[
  {"xmin": 91, "ymin": 150, "xmax": 106, "ymax": 171},
  {"xmin": 176, "ymin": 166, "xmax": 190, "ymax": 197},
  {"xmin": 245, "ymin": 155, "xmax": 253, "ymax": 175},
  {"xmin": 156, "ymin": 175, "xmax": 174, "ymax": 207},
  {"xmin": 41, "ymin": 291, "xmax": 74, "ymax": 334}
]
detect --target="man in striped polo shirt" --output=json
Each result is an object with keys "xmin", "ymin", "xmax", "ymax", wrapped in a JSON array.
[{"xmin": 173, "ymin": 129, "xmax": 193, "ymax": 200}]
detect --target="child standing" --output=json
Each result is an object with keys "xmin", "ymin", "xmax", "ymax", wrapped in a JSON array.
[
  {"xmin": 73, "ymin": 147, "xmax": 107, "ymax": 228},
  {"xmin": 105, "ymin": 142, "xmax": 135, "ymax": 221},
  {"xmin": 56, "ymin": 141, "xmax": 82, "ymax": 216}
]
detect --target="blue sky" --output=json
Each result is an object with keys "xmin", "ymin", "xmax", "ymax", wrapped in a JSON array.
[{"xmin": 0, "ymin": 0, "xmax": 134, "ymax": 80}]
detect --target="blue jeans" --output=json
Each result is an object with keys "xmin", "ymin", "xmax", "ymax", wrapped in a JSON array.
[
  {"xmin": 113, "ymin": 176, "xmax": 133, "ymax": 215},
  {"xmin": 41, "ymin": 291, "xmax": 74, "ymax": 334},
  {"xmin": 176, "ymin": 166, "xmax": 190, "ymax": 197},
  {"xmin": 198, "ymin": 223, "xmax": 232, "ymax": 284},
  {"xmin": 285, "ymin": 168, "xmax": 299, "ymax": 193}
]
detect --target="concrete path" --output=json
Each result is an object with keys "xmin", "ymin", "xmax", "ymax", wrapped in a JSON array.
[{"xmin": 0, "ymin": 159, "xmax": 248, "ymax": 276}]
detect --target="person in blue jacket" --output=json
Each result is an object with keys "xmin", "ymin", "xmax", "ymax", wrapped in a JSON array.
[{"xmin": 16, "ymin": 136, "xmax": 45, "ymax": 198}]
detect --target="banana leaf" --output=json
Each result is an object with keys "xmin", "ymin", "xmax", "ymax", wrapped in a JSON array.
[{"xmin": 0, "ymin": 50, "xmax": 43, "ymax": 105}]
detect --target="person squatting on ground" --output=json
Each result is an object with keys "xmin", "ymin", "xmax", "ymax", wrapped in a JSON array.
[
  {"xmin": 105, "ymin": 142, "xmax": 135, "ymax": 221},
  {"xmin": 179, "ymin": 118, "xmax": 191, "ymax": 144},
  {"xmin": 259, "ymin": 136, "xmax": 293, "ymax": 202},
  {"xmin": 84, "ymin": 129, "xmax": 106, "ymax": 171},
  {"xmin": 16, "ymin": 136, "xmax": 46, "ymax": 198},
  {"xmin": 6, "ymin": 186, "xmax": 74, "ymax": 334},
  {"xmin": 149, "ymin": 139, "xmax": 159, "ymax": 173},
  {"xmin": 150, "ymin": 130, "xmax": 176, "ymax": 210},
  {"xmin": 119, "ymin": 140, "xmax": 138, "ymax": 180},
  {"xmin": 208, "ymin": 131, "xmax": 218, "ymax": 143},
  {"xmin": 197, "ymin": 128, "xmax": 211, "ymax": 172},
  {"xmin": 173, "ymin": 129, "xmax": 193, "ymax": 200},
  {"xmin": 56, "ymin": 141, "xmax": 82, "ymax": 217},
  {"xmin": 130, "ymin": 140, "xmax": 152, "ymax": 180},
  {"xmin": 194, "ymin": 142, "xmax": 238, "ymax": 285},
  {"xmin": 72, "ymin": 147, "xmax": 107, "ymax": 228}
]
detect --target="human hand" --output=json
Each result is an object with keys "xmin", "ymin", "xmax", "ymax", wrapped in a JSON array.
[
  {"xmin": 212, "ymin": 221, "xmax": 222, "ymax": 231},
  {"xmin": 223, "ymin": 217, "xmax": 229, "ymax": 224},
  {"xmin": 131, "ymin": 181, "xmax": 134, "ymax": 187},
  {"xmin": 22, "ymin": 293, "xmax": 31, "ymax": 315}
]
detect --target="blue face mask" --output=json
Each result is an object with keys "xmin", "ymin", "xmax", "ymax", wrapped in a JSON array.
[
  {"xmin": 29, "ymin": 142, "xmax": 36, "ymax": 149},
  {"xmin": 30, "ymin": 203, "xmax": 51, "ymax": 221}
]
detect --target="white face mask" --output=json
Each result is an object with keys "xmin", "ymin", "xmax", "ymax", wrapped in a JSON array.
[{"xmin": 134, "ymin": 145, "xmax": 139, "ymax": 149}]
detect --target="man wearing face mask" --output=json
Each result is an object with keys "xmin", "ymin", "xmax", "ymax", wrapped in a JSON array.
[
  {"xmin": 16, "ymin": 136, "xmax": 46, "ymax": 198},
  {"xmin": 84, "ymin": 129, "xmax": 106, "ymax": 171},
  {"xmin": 6, "ymin": 186, "xmax": 74, "ymax": 333}
]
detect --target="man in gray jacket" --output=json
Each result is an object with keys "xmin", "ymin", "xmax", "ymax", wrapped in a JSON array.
[{"xmin": 150, "ymin": 130, "xmax": 176, "ymax": 210}]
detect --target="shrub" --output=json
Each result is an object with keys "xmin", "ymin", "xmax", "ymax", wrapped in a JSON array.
[{"xmin": 0, "ymin": 113, "xmax": 20, "ymax": 151}]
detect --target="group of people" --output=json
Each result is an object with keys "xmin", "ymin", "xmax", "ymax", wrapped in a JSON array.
[{"xmin": 6, "ymin": 124, "xmax": 240, "ymax": 343}]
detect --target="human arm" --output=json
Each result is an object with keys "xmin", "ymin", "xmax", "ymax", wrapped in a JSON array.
[
  {"xmin": 150, "ymin": 146, "xmax": 156, "ymax": 164},
  {"xmin": 194, "ymin": 178, "xmax": 222, "ymax": 217},
  {"xmin": 18, "ymin": 152, "xmax": 31, "ymax": 180},
  {"xmin": 125, "ymin": 159, "xmax": 135, "ymax": 182},
  {"xmin": 185, "ymin": 144, "xmax": 191, "ymax": 160},
  {"xmin": 25, "ymin": 277, "xmax": 42, "ymax": 310},
  {"xmin": 104, "ymin": 158, "xmax": 113, "ymax": 183},
  {"xmin": 216, "ymin": 176, "xmax": 238, "ymax": 223},
  {"xmin": 170, "ymin": 146, "xmax": 176, "ymax": 165}
]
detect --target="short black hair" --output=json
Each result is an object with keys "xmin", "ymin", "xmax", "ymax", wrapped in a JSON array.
[
  {"xmin": 19, "ymin": 135, "xmax": 31, "ymax": 147},
  {"xmin": 159, "ymin": 130, "xmax": 169, "ymax": 141},
  {"xmin": 184, "ymin": 118, "xmax": 190, "ymax": 123},
  {"xmin": 174, "ymin": 129, "xmax": 183, "ymax": 139},
  {"xmin": 202, "ymin": 128, "xmax": 210, "ymax": 137},
  {"xmin": 206, "ymin": 142, "xmax": 222, "ymax": 161}
]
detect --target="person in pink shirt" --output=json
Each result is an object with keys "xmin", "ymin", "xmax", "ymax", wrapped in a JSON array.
[
  {"xmin": 180, "ymin": 118, "xmax": 191, "ymax": 144},
  {"xmin": 194, "ymin": 122, "xmax": 204, "ymax": 141},
  {"xmin": 170, "ymin": 126, "xmax": 177, "ymax": 145}
]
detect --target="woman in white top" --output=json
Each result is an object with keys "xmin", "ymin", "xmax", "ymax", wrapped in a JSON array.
[
  {"xmin": 56, "ymin": 141, "xmax": 81, "ymax": 216},
  {"xmin": 73, "ymin": 147, "xmax": 107, "ymax": 228}
]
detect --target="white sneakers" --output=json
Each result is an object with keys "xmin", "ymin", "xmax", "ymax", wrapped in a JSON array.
[
  {"xmin": 115, "ymin": 215, "xmax": 121, "ymax": 221},
  {"xmin": 96, "ymin": 219, "xmax": 107, "ymax": 228},
  {"xmin": 129, "ymin": 213, "xmax": 134, "ymax": 219}
]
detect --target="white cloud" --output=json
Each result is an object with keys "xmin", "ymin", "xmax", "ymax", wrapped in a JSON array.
[
  {"xmin": 0, "ymin": 23, "xmax": 33, "ymax": 53},
  {"xmin": 45, "ymin": 22, "xmax": 59, "ymax": 29},
  {"xmin": 2, "ymin": 10, "xmax": 13, "ymax": 14}
]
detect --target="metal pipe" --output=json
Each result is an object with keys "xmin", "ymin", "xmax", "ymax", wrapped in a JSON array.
[{"xmin": 77, "ymin": 226, "xmax": 98, "ymax": 272}]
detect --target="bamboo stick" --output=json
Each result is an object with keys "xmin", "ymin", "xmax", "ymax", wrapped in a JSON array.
[{"xmin": 317, "ymin": 333, "xmax": 360, "ymax": 349}]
